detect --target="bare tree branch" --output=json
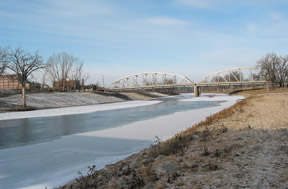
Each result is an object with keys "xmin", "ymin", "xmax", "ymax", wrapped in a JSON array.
[
  {"xmin": 257, "ymin": 53, "xmax": 288, "ymax": 87},
  {"xmin": 0, "ymin": 47, "xmax": 8, "ymax": 76},
  {"xmin": 46, "ymin": 52, "xmax": 88, "ymax": 91},
  {"xmin": 6, "ymin": 47, "xmax": 46, "ymax": 107}
]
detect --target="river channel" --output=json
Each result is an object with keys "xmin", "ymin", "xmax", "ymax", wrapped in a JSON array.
[{"xmin": 0, "ymin": 94, "xmax": 221, "ymax": 149}]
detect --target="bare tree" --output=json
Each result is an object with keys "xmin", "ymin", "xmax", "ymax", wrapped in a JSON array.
[
  {"xmin": 46, "ymin": 52, "xmax": 75, "ymax": 91},
  {"xmin": 224, "ymin": 71, "xmax": 243, "ymax": 82},
  {"xmin": 46, "ymin": 52, "xmax": 88, "ymax": 91},
  {"xmin": 211, "ymin": 75, "xmax": 225, "ymax": 82},
  {"xmin": 0, "ymin": 47, "xmax": 8, "ymax": 76},
  {"xmin": 6, "ymin": 47, "xmax": 46, "ymax": 107},
  {"xmin": 45, "ymin": 54, "xmax": 61, "ymax": 87},
  {"xmin": 277, "ymin": 55, "xmax": 288, "ymax": 87},
  {"xmin": 71, "ymin": 61, "xmax": 89, "ymax": 90},
  {"xmin": 37, "ymin": 69, "xmax": 48, "ymax": 92},
  {"xmin": 162, "ymin": 78, "xmax": 175, "ymax": 85},
  {"xmin": 257, "ymin": 53, "xmax": 288, "ymax": 87}
]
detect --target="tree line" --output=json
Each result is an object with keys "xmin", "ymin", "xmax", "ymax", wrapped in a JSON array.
[
  {"xmin": 0, "ymin": 46, "xmax": 89, "ymax": 108},
  {"xmin": 45, "ymin": 52, "xmax": 89, "ymax": 91},
  {"xmin": 257, "ymin": 53, "xmax": 288, "ymax": 87}
]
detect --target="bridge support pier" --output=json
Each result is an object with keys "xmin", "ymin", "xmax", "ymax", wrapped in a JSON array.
[{"xmin": 194, "ymin": 85, "xmax": 201, "ymax": 97}]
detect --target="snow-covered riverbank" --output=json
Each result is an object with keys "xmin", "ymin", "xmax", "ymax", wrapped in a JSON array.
[
  {"xmin": 0, "ymin": 92, "xmax": 166, "ymax": 113},
  {"xmin": 0, "ymin": 100, "xmax": 161, "ymax": 121},
  {"xmin": 0, "ymin": 94, "xmax": 244, "ymax": 189}
]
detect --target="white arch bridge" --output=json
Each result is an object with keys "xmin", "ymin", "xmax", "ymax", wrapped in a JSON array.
[{"xmin": 107, "ymin": 67, "xmax": 268, "ymax": 96}]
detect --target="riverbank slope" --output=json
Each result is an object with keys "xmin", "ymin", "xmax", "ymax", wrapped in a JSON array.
[
  {"xmin": 62, "ymin": 89, "xmax": 288, "ymax": 188},
  {"xmin": 0, "ymin": 92, "xmax": 166, "ymax": 112}
]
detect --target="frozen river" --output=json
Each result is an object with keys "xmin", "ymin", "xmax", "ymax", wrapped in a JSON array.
[
  {"xmin": 0, "ymin": 94, "xmax": 219, "ymax": 149},
  {"xmin": 0, "ymin": 93, "xmax": 243, "ymax": 188}
]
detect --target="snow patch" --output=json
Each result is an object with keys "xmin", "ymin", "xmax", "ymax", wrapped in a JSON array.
[
  {"xmin": 0, "ymin": 100, "xmax": 161, "ymax": 121},
  {"xmin": 181, "ymin": 93, "xmax": 245, "ymax": 102}
]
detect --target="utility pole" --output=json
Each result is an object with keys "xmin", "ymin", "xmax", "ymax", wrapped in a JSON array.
[{"xmin": 102, "ymin": 75, "xmax": 105, "ymax": 89}]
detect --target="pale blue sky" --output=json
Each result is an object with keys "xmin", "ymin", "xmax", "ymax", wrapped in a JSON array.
[{"xmin": 1, "ymin": 0, "xmax": 288, "ymax": 85}]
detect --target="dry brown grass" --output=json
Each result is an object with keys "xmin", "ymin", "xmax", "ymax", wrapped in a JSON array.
[
  {"xmin": 182, "ymin": 96, "xmax": 250, "ymax": 134},
  {"xmin": 232, "ymin": 87, "xmax": 288, "ymax": 97},
  {"xmin": 149, "ymin": 96, "xmax": 253, "ymax": 159},
  {"xmin": 149, "ymin": 134, "xmax": 194, "ymax": 158}
]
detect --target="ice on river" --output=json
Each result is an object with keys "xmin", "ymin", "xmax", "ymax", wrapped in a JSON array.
[
  {"xmin": 181, "ymin": 93, "xmax": 245, "ymax": 102},
  {"xmin": 0, "ymin": 94, "xmax": 244, "ymax": 189}
]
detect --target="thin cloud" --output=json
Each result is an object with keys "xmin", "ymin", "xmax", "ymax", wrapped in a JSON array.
[
  {"xmin": 268, "ymin": 11, "xmax": 285, "ymax": 22},
  {"xmin": 147, "ymin": 17, "xmax": 189, "ymax": 25},
  {"xmin": 38, "ymin": 0, "xmax": 114, "ymax": 17},
  {"xmin": 246, "ymin": 11, "xmax": 288, "ymax": 37},
  {"xmin": 198, "ymin": 48, "xmax": 262, "ymax": 68},
  {"xmin": 176, "ymin": 0, "xmax": 230, "ymax": 9},
  {"xmin": 176, "ymin": 0, "xmax": 288, "ymax": 10},
  {"xmin": 177, "ymin": 0, "xmax": 214, "ymax": 8}
]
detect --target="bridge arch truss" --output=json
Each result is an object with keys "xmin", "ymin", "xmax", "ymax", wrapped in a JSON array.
[
  {"xmin": 109, "ymin": 72, "xmax": 194, "ymax": 91},
  {"xmin": 198, "ymin": 67, "xmax": 266, "ymax": 86}
]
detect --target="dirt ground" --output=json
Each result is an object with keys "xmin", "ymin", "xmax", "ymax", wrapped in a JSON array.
[{"xmin": 61, "ymin": 88, "xmax": 288, "ymax": 188}]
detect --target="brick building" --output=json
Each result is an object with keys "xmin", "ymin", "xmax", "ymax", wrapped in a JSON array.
[
  {"xmin": 53, "ymin": 79, "xmax": 81, "ymax": 91},
  {"xmin": 0, "ymin": 74, "xmax": 24, "ymax": 89},
  {"xmin": 0, "ymin": 74, "xmax": 40, "ymax": 91}
]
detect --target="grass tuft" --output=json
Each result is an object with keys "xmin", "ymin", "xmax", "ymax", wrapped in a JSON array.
[{"xmin": 150, "ymin": 134, "xmax": 194, "ymax": 158}]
